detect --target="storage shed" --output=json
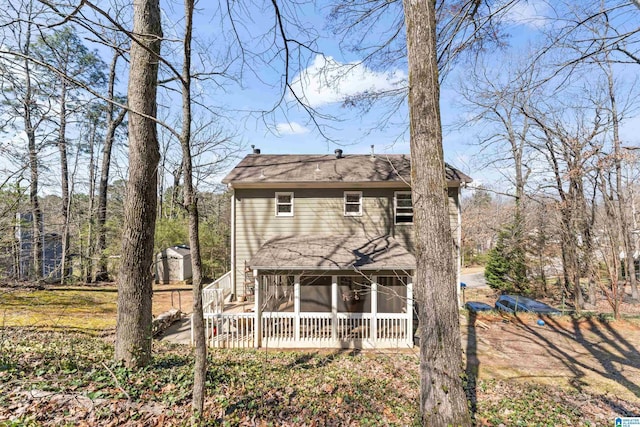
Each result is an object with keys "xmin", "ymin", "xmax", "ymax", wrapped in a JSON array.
[{"xmin": 156, "ymin": 245, "xmax": 192, "ymax": 284}]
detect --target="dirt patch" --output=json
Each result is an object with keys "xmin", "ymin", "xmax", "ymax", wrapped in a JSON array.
[
  {"xmin": 463, "ymin": 312, "xmax": 640, "ymax": 403},
  {"xmin": 152, "ymin": 288, "xmax": 193, "ymax": 316}
]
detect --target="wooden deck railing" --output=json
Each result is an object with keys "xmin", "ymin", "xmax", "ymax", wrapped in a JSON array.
[
  {"xmin": 203, "ymin": 271, "xmax": 232, "ymax": 314},
  {"xmin": 204, "ymin": 312, "xmax": 255, "ymax": 348},
  {"xmin": 200, "ymin": 310, "xmax": 412, "ymax": 349}
]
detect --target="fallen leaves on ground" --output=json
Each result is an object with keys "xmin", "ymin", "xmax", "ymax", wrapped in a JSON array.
[{"xmin": 1, "ymin": 329, "xmax": 638, "ymax": 426}]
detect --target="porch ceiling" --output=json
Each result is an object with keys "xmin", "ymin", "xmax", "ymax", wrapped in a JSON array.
[{"xmin": 248, "ymin": 234, "xmax": 416, "ymax": 271}]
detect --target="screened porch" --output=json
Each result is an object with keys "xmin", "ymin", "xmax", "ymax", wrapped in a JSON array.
[
  {"xmin": 201, "ymin": 233, "xmax": 416, "ymax": 349},
  {"xmin": 203, "ymin": 272, "xmax": 413, "ymax": 349}
]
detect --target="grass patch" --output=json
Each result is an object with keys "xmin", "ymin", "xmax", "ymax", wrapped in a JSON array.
[{"xmin": 0, "ymin": 289, "xmax": 116, "ymax": 332}]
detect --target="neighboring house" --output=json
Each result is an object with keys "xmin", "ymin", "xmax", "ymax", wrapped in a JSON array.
[
  {"xmin": 16, "ymin": 212, "xmax": 63, "ymax": 281},
  {"xmin": 156, "ymin": 245, "xmax": 192, "ymax": 284},
  {"xmin": 201, "ymin": 149, "xmax": 471, "ymax": 349}
]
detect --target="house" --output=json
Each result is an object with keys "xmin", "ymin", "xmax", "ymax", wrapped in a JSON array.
[
  {"xmin": 199, "ymin": 149, "xmax": 471, "ymax": 349},
  {"xmin": 16, "ymin": 212, "xmax": 63, "ymax": 281},
  {"xmin": 156, "ymin": 245, "xmax": 192, "ymax": 284}
]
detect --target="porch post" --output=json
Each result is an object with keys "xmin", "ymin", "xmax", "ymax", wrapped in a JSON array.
[
  {"xmin": 230, "ymin": 187, "xmax": 236, "ymax": 300},
  {"xmin": 407, "ymin": 274, "xmax": 414, "ymax": 347},
  {"xmin": 294, "ymin": 275, "xmax": 300, "ymax": 342},
  {"xmin": 331, "ymin": 275, "xmax": 337, "ymax": 341},
  {"xmin": 371, "ymin": 276, "xmax": 377, "ymax": 346},
  {"xmin": 456, "ymin": 186, "xmax": 463, "ymax": 307},
  {"xmin": 254, "ymin": 269, "xmax": 261, "ymax": 348}
]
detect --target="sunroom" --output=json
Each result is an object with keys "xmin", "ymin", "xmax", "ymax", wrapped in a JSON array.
[{"xmin": 202, "ymin": 234, "xmax": 415, "ymax": 349}]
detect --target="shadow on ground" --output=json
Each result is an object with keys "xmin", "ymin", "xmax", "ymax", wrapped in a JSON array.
[{"xmin": 463, "ymin": 312, "xmax": 640, "ymax": 417}]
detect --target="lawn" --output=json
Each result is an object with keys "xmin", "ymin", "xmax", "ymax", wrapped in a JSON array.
[
  {"xmin": 0, "ymin": 285, "xmax": 192, "ymax": 334},
  {"xmin": 1, "ymin": 287, "xmax": 639, "ymax": 426},
  {"xmin": 0, "ymin": 289, "xmax": 117, "ymax": 332}
]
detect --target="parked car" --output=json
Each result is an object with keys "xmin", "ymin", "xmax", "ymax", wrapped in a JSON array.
[
  {"xmin": 495, "ymin": 295, "xmax": 561, "ymax": 315},
  {"xmin": 465, "ymin": 301, "xmax": 493, "ymax": 313}
]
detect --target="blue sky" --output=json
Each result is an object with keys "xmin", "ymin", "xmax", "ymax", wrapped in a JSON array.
[
  {"xmin": 86, "ymin": 0, "xmax": 600, "ymax": 189},
  {"xmin": 189, "ymin": 0, "xmax": 554, "ymax": 184},
  {"xmin": 9, "ymin": 0, "xmax": 639, "ymax": 195}
]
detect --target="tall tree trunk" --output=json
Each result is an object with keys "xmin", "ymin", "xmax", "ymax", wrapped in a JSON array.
[
  {"xmin": 583, "ymin": 178, "xmax": 598, "ymax": 305},
  {"xmin": 171, "ymin": 165, "xmax": 182, "ymax": 218},
  {"xmin": 179, "ymin": 0, "xmax": 206, "ymax": 419},
  {"xmin": 23, "ymin": 18, "xmax": 42, "ymax": 281},
  {"xmin": 86, "ymin": 116, "xmax": 97, "ymax": 282},
  {"xmin": 58, "ymin": 82, "xmax": 70, "ymax": 284},
  {"xmin": 598, "ymin": 172, "xmax": 623, "ymax": 319},
  {"xmin": 524, "ymin": 116, "xmax": 586, "ymax": 310},
  {"xmin": 403, "ymin": 1, "xmax": 471, "ymax": 425},
  {"xmin": 115, "ymin": 0, "xmax": 162, "ymax": 367},
  {"xmin": 606, "ymin": 58, "xmax": 638, "ymax": 300},
  {"xmin": 95, "ymin": 52, "xmax": 126, "ymax": 281}
]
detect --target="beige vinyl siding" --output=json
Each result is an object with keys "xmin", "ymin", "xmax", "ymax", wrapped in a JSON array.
[
  {"xmin": 449, "ymin": 187, "xmax": 461, "ymax": 266},
  {"xmin": 392, "ymin": 188, "xmax": 460, "ymax": 253},
  {"xmin": 233, "ymin": 186, "xmax": 461, "ymax": 296}
]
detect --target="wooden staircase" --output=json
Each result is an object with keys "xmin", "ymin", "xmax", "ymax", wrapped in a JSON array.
[{"xmin": 244, "ymin": 260, "xmax": 255, "ymax": 302}]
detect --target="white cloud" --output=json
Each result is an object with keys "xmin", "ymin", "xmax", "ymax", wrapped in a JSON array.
[
  {"xmin": 290, "ymin": 55, "xmax": 406, "ymax": 108},
  {"xmin": 502, "ymin": 1, "xmax": 550, "ymax": 29},
  {"xmin": 275, "ymin": 122, "xmax": 310, "ymax": 135}
]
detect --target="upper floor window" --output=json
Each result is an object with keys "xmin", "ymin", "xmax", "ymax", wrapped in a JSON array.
[
  {"xmin": 275, "ymin": 192, "xmax": 294, "ymax": 216},
  {"xmin": 344, "ymin": 191, "xmax": 362, "ymax": 216},
  {"xmin": 395, "ymin": 191, "xmax": 413, "ymax": 224}
]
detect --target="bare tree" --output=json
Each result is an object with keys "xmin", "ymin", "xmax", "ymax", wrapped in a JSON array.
[
  {"xmin": 595, "ymin": 162, "xmax": 625, "ymax": 319},
  {"xmin": 538, "ymin": 1, "xmax": 640, "ymax": 303},
  {"xmin": 523, "ymin": 96, "xmax": 604, "ymax": 310},
  {"xmin": 596, "ymin": 17, "xmax": 638, "ymax": 301},
  {"xmin": 459, "ymin": 57, "xmax": 538, "ymax": 217},
  {"xmin": 95, "ymin": 40, "xmax": 128, "ymax": 282},
  {"xmin": 114, "ymin": 0, "xmax": 162, "ymax": 367},
  {"xmin": 403, "ymin": 0, "xmax": 471, "ymax": 425},
  {"xmin": 176, "ymin": 0, "xmax": 206, "ymax": 418}
]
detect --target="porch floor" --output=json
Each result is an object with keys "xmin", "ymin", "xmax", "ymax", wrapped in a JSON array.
[{"xmin": 218, "ymin": 301, "xmax": 254, "ymax": 314}]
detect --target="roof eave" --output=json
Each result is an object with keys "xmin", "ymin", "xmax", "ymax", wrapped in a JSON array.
[
  {"xmin": 250, "ymin": 265, "xmax": 416, "ymax": 271},
  {"xmin": 224, "ymin": 180, "xmax": 464, "ymax": 189}
]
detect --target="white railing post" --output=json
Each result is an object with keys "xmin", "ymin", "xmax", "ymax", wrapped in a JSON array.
[
  {"xmin": 407, "ymin": 275, "xmax": 414, "ymax": 347},
  {"xmin": 254, "ymin": 269, "xmax": 261, "ymax": 348},
  {"xmin": 294, "ymin": 275, "xmax": 300, "ymax": 342},
  {"xmin": 331, "ymin": 275, "xmax": 337, "ymax": 342},
  {"xmin": 371, "ymin": 277, "xmax": 378, "ymax": 345}
]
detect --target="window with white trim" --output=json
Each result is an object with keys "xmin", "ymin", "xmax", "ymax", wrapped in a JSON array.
[
  {"xmin": 395, "ymin": 191, "xmax": 413, "ymax": 224},
  {"xmin": 275, "ymin": 192, "xmax": 294, "ymax": 216},
  {"xmin": 344, "ymin": 191, "xmax": 362, "ymax": 216}
]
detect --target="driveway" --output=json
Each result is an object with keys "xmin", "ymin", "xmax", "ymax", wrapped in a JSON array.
[{"xmin": 460, "ymin": 269, "xmax": 487, "ymax": 289}]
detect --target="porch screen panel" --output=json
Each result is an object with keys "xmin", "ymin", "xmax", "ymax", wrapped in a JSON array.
[
  {"xmin": 300, "ymin": 275, "xmax": 331, "ymax": 312},
  {"xmin": 262, "ymin": 275, "xmax": 294, "ymax": 312},
  {"xmin": 338, "ymin": 276, "xmax": 371, "ymax": 313},
  {"xmin": 377, "ymin": 276, "xmax": 407, "ymax": 313}
]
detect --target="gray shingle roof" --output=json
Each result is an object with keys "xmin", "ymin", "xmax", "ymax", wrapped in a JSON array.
[
  {"xmin": 249, "ymin": 234, "xmax": 416, "ymax": 271},
  {"xmin": 222, "ymin": 154, "xmax": 471, "ymax": 185}
]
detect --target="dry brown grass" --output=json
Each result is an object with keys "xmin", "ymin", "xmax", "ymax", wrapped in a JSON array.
[{"xmin": 0, "ymin": 284, "xmax": 193, "ymax": 334}]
